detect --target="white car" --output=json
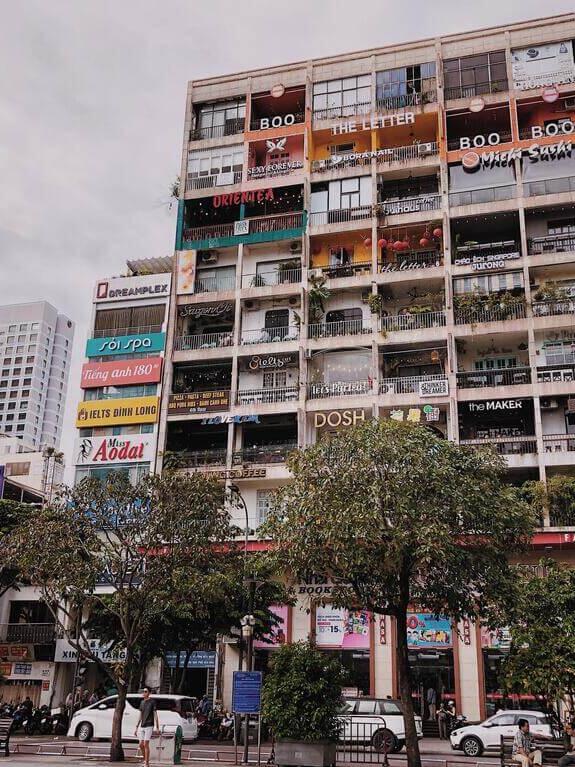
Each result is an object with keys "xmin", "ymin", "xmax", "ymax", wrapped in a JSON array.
[
  {"xmin": 338, "ymin": 697, "xmax": 423, "ymax": 753},
  {"xmin": 68, "ymin": 694, "xmax": 199, "ymax": 743},
  {"xmin": 450, "ymin": 710, "xmax": 552, "ymax": 757}
]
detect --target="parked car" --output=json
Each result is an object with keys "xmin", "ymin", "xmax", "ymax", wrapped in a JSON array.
[
  {"xmin": 338, "ymin": 697, "xmax": 423, "ymax": 753},
  {"xmin": 450, "ymin": 710, "xmax": 552, "ymax": 757},
  {"xmin": 67, "ymin": 694, "xmax": 199, "ymax": 743}
]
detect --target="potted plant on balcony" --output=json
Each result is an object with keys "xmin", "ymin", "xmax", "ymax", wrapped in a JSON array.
[
  {"xmin": 262, "ymin": 641, "xmax": 345, "ymax": 767},
  {"xmin": 277, "ymin": 259, "xmax": 301, "ymax": 284},
  {"xmin": 532, "ymin": 281, "xmax": 568, "ymax": 303},
  {"xmin": 308, "ymin": 275, "xmax": 330, "ymax": 324},
  {"xmin": 367, "ymin": 293, "xmax": 383, "ymax": 315}
]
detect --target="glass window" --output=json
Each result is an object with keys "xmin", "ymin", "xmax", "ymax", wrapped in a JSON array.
[
  {"xmin": 443, "ymin": 51, "xmax": 508, "ymax": 97},
  {"xmin": 355, "ymin": 700, "xmax": 376, "ymax": 714},
  {"xmin": 490, "ymin": 714, "xmax": 516, "ymax": 726},
  {"xmin": 376, "ymin": 63, "xmax": 436, "ymax": 103},
  {"xmin": 313, "ymin": 75, "xmax": 372, "ymax": 116}
]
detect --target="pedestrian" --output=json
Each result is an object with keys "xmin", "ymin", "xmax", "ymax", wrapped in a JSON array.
[
  {"xmin": 426, "ymin": 687, "xmax": 437, "ymax": 721},
  {"xmin": 199, "ymin": 694, "xmax": 212, "ymax": 717},
  {"xmin": 512, "ymin": 718, "xmax": 543, "ymax": 767},
  {"xmin": 437, "ymin": 701, "xmax": 450, "ymax": 740},
  {"xmin": 559, "ymin": 722, "xmax": 575, "ymax": 767},
  {"xmin": 134, "ymin": 687, "xmax": 159, "ymax": 767}
]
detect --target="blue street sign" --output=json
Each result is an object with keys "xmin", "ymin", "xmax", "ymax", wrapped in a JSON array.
[{"xmin": 232, "ymin": 671, "xmax": 262, "ymax": 714}]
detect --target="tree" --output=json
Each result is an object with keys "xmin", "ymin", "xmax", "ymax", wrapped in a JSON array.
[
  {"xmin": 1, "ymin": 470, "xmax": 239, "ymax": 762},
  {"xmin": 0, "ymin": 499, "xmax": 34, "ymax": 597},
  {"xmin": 520, "ymin": 476, "xmax": 575, "ymax": 527},
  {"xmin": 263, "ymin": 420, "xmax": 536, "ymax": 767}
]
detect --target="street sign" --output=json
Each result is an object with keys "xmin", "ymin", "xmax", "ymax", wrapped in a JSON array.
[{"xmin": 232, "ymin": 671, "xmax": 262, "ymax": 714}]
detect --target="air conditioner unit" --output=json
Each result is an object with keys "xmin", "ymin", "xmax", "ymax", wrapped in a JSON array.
[
  {"xmin": 418, "ymin": 142, "xmax": 434, "ymax": 156},
  {"xmin": 361, "ymin": 289, "xmax": 371, "ymax": 303},
  {"xmin": 564, "ymin": 97, "xmax": 575, "ymax": 109},
  {"xmin": 289, "ymin": 240, "xmax": 303, "ymax": 254},
  {"xmin": 198, "ymin": 251, "xmax": 218, "ymax": 264},
  {"xmin": 541, "ymin": 398, "xmax": 559, "ymax": 410},
  {"xmin": 244, "ymin": 299, "xmax": 260, "ymax": 311}
]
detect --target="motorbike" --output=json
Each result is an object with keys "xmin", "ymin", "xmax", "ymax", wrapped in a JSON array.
[
  {"xmin": 10, "ymin": 704, "xmax": 28, "ymax": 733},
  {"xmin": 24, "ymin": 706, "xmax": 46, "ymax": 736},
  {"xmin": 51, "ymin": 707, "xmax": 69, "ymax": 735},
  {"xmin": 448, "ymin": 714, "xmax": 467, "ymax": 734},
  {"xmin": 196, "ymin": 712, "xmax": 223, "ymax": 740}
]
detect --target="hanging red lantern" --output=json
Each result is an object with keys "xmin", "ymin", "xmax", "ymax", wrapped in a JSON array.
[
  {"xmin": 311, "ymin": 243, "xmax": 322, "ymax": 255},
  {"xmin": 424, "ymin": 229, "xmax": 431, "ymax": 238},
  {"xmin": 432, "ymin": 227, "xmax": 442, "ymax": 239},
  {"xmin": 419, "ymin": 237, "xmax": 431, "ymax": 248},
  {"xmin": 401, "ymin": 239, "xmax": 410, "ymax": 251},
  {"xmin": 393, "ymin": 240, "xmax": 403, "ymax": 251},
  {"xmin": 377, "ymin": 238, "xmax": 387, "ymax": 249},
  {"xmin": 363, "ymin": 237, "xmax": 372, "ymax": 247}
]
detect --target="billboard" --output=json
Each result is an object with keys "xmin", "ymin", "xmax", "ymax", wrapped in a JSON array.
[
  {"xmin": 75, "ymin": 396, "xmax": 159, "ymax": 427},
  {"xmin": 254, "ymin": 605, "xmax": 289, "ymax": 649},
  {"xmin": 177, "ymin": 252, "xmax": 195, "ymax": 295},
  {"xmin": 168, "ymin": 391, "xmax": 230, "ymax": 415},
  {"xmin": 94, "ymin": 274, "xmax": 171, "ymax": 303},
  {"xmin": 512, "ymin": 41, "xmax": 575, "ymax": 90},
  {"xmin": 315, "ymin": 606, "xmax": 370, "ymax": 649},
  {"xmin": 85, "ymin": 333, "xmax": 166, "ymax": 358},
  {"xmin": 81, "ymin": 357, "xmax": 163, "ymax": 388},
  {"xmin": 74, "ymin": 435, "xmax": 156, "ymax": 466},
  {"xmin": 406, "ymin": 613, "xmax": 452, "ymax": 648}
]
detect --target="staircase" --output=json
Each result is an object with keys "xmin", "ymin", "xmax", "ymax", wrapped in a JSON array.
[{"xmin": 422, "ymin": 720, "xmax": 440, "ymax": 738}]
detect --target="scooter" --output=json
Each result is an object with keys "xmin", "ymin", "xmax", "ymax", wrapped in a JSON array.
[{"xmin": 51, "ymin": 707, "xmax": 69, "ymax": 735}]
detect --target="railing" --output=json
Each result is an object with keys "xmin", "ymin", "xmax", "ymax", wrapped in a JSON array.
[
  {"xmin": 454, "ymin": 241, "xmax": 520, "ymax": 262},
  {"xmin": 242, "ymin": 267, "xmax": 302, "ymax": 288},
  {"xmin": 241, "ymin": 326, "xmax": 299, "ymax": 345},
  {"xmin": 312, "ymin": 102, "xmax": 371, "ymax": 122},
  {"xmin": 449, "ymin": 185, "xmax": 516, "ymax": 206},
  {"xmin": 528, "ymin": 233, "xmax": 575, "ymax": 255},
  {"xmin": 309, "ymin": 206, "xmax": 372, "ymax": 226},
  {"xmin": 543, "ymin": 434, "xmax": 575, "ymax": 454},
  {"xmin": 183, "ymin": 222, "xmax": 235, "ymax": 241},
  {"xmin": 379, "ymin": 374, "xmax": 448, "ymax": 395},
  {"xmin": 457, "ymin": 367, "xmax": 531, "ymax": 388},
  {"xmin": 532, "ymin": 299, "xmax": 575, "ymax": 318},
  {"xmin": 308, "ymin": 319, "xmax": 372, "ymax": 339},
  {"xmin": 454, "ymin": 303, "xmax": 526, "ymax": 325},
  {"xmin": 174, "ymin": 332, "xmax": 234, "ymax": 351},
  {"xmin": 444, "ymin": 80, "xmax": 508, "ymax": 100},
  {"xmin": 460, "ymin": 436, "xmax": 537, "ymax": 456},
  {"xmin": 379, "ymin": 194, "xmax": 441, "ymax": 215},
  {"xmin": 536, "ymin": 364, "xmax": 575, "ymax": 383},
  {"xmin": 375, "ymin": 90, "xmax": 437, "ymax": 110},
  {"xmin": 183, "ymin": 212, "xmax": 305, "ymax": 243},
  {"xmin": 232, "ymin": 443, "xmax": 297, "ymax": 464},
  {"xmin": 191, "ymin": 118, "xmax": 245, "ymax": 141},
  {"xmin": 186, "ymin": 171, "xmax": 242, "ymax": 191},
  {"xmin": 377, "ymin": 141, "xmax": 439, "ymax": 164},
  {"xmin": 312, "ymin": 261, "xmax": 372, "ymax": 279},
  {"xmin": 170, "ymin": 449, "xmax": 228, "ymax": 468},
  {"xmin": 380, "ymin": 311, "xmax": 446, "ymax": 332},
  {"xmin": 308, "ymin": 380, "xmax": 373, "ymax": 399},
  {"xmin": 524, "ymin": 176, "xmax": 575, "ymax": 197},
  {"xmin": 311, "ymin": 154, "xmax": 372, "ymax": 174},
  {"xmin": 237, "ymin": 387, "xmax": 299, "ymax": 405},
  {"xmin": 0, "ymin": 623, "xmax": 57, "ymax": 643},
  {"xmin": 447, "ymin": 131, "xmax": 512, "ymax": 151},
  {"xmin": 379, "ymin": 250, "xmax": 442, "ymax": 272},
  {"xmin": 249, "ymin": 112, "xmax": 305, "ymax": 131},
  {"xmin": 93, "ymin": 324, "xmax": 162, "ymax": 338},
  {"xmin": 195, "ymin": 274, "xmax": 236, "ymax": 293},
  {"xmin": 549, "ymin": 509, "xmax": 575, "ymax": 527}
]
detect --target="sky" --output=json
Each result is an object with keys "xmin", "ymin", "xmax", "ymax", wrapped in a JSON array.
[{"xmin": 1, "ymin": 0, "xmax": 574, "ymax": 473}]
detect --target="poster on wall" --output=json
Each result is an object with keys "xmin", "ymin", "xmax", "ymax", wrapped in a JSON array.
[
  {"xmin": 177, "ymin": 252, "xmax": 195, "ymax": 295},
  {"xmin": 406, "ymin": 613, "xmax": 452, "ymax": 648},
  {"xmin": 512, "ymin": 41, "xmax": 575, "ymax": 90},
  {"xmin": 315, "ymin": 606, "xmax": 370, "ymax": 649},
  {"xmin": 254, "ymin": 605, "xmax": 289, "ymax": 649},
  {"xmin": 480, "ymin": 626, "xmax": 511, "ymax": 650}
]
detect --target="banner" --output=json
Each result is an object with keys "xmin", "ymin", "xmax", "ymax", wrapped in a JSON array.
[
  {"xmin": 55, "ymin": 638, "xmax": 127, "ymax": 663},
  {"xmin": 86, "ymin": 333, "xmax": 165, "ymax": 358},
  {"xmin": 406, "ymin": 613, "xmax": 452, "ymax": 648},
  {"xmin": 81, "ymin": 357, "xmax": 163, "ymax": 388},
  {"xmin": 75, "ymin": 396, "xmax": 159, "ymax": 427},
  {"xmin": 94, "ymin": 274, "xmax": 171, "ymax": 303},
  {"xmin": 480, "ymin": 626, "xmax": 511, "ymax": 650},
  {"xmin": 164, "ymin": 650, "xmax": 216, "ymax": 669},
  {"xmin": 0, "ymin": 644, "xmax": 34, "ymax": 661},
  {"xmin": 177, "ymin": 252, "xmax": 195, "ymax": 295},
  {"xmin": 254, "ymin": 605, "xmax": 288, "ymax": 649},
  {"xmin": 168, "ymin": 391, "xmax": 230, "ymax": 415},
  {"xmin": 512, "ymin": 41, "xmax": 575, "ymax": 90},
  {"xmin": 74, "ymin": 435, "xmax": 156, "ymax": 465},
  {"xmin": 315, "ymin": 607, "xmax": 370, "ymax": 649}
]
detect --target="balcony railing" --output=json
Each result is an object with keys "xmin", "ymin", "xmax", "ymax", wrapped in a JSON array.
[
  {"xmin": 532, "ymin": 299, "xmax": 575, "ymax": 318},
  {"xmin": 308, "ymin": 380, "xmax": 373, "ymax": 399},
  {"xmin": 309, "ymin": 206, "xmax": 372, "ymax": 227},
  {"xmin": 444, "ymin": 80, "xmax": 508, "ymax": 100},
  {"xmin": 380, "ymin": 311, "xmax": 446, "ymax": 332},
  {"xmin": 528, "ymin": 233, "xmax": 575, "ymax": 255},
  {"xmin": 379, "ymin": 194, "xmax": 441, "ymax": 216},
  {"xmin": 170, "ymin": 449, "xmax": 228, "ymax": 468},
  {"xmin": 454, "ymin": 303, "xmax": 526, "ymax": 325},
  {"xmin": 449, "ymin": 185, "xmax": 516, "ymax": 207},
  {"xmin": 457, "ymin": 367, "xmax": 531, "ymax": 388},
  {"xmin": 460, "ymin": 436, "xmax": 537, "ymax": 455},
  {"xmin": 454, "ymin": 241, "xmax": 520, "ymax": 264},
  {"xmin": 312, "ymin": 102, "xmax": 371, "ymax": 122},
  {"xmin": 249, "ymin": 112, "xmax": 305, "ymax": 131},
  {"xmin": 447, "ymin": 131, "xmax": 512, "ymax": 151},
  {"xmin": 536, "ymin": 364, "xmax": 575, "ymax": 383},
  {"xmin": 379, "ymin": 374, "xmax": 448, "ymax": 395},
  {"xmin": 549, "ymin": 509, "xmax": 575, "ymax": 527},
  {"xmin": 194, "ymin": 274, "xmax": 236, "ymax": 293},
  {"xmin": 375, "ymin": 90, "xmax": 437, "ymax": 111},
  {"xmin": 543, "ymin": 434, "xmax": 575, "ymax": 454},
  {"xmin": 232, "ymin": 442, "xmax": 297, "ymax": 464},
  {"xmin": 93, "ymin": 324, "xmax": 162, "ymax": 338},
  {"xmin": 174, "ymin": 331, "xmax": 234, "ymax": 351},
  {"xmin": 308, "ymin": 319, "xmax": 371, "ymax": 339},
  {"xmin": 242, "ymin": 267, "xmax": 302, "ymax": 288},
  {"xmin": 0, "ymin": 623, "xmax": 57, "ymax": 643},
  {"xmin": 183, "ymin": 212, "xmax": 305, "ymax": 244},
  {"xmin": 312, "ymin": 261, "xmax": 372, "ymax": 279},
  {"xmin": 241, "ymin": 326, "xmax": 299, "ymax": 345},
  {"xmin": 237, "ymin": 387, "xmax": 299, "ymax": 405},
  {"xmin": 377, "ymin": 141, "xmax": 439, "ymax": 164},
  {"xmin": 191, "ymin": 118, "xmax": 245, "ymax": 141},
  {"xmin": 186, "ymin": 171, "xmax": 242, "ymax": 192},
  {"xmin": 379, "ymin": 250, "xmax": 442, "ymax": 272},
  {"xmin": 524, "ymin": 176, "xmax": 575, "ymax": 197}
]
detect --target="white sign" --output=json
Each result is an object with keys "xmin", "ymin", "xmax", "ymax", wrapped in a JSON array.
[
  {"xmin": 248, "ymin": 160, "xmax": 303, "ymax": 178},
  {"xmin": 6, "ymin": 661, "xmax": 52, "ymax": 680},
  {"xmin": 382, "ymin": 195, "xmax": 439, "ymax": 215},
  {"xmin": 418, "ymin": 379, "xmax": 449, "ymax": 397},
  {"xmin": 332, "ymin": 112, "xmax": 415, "ymax": 136},
  {"xmin": 462, "ymin": 140, "xmax": 572, "ymax": 171},
  {"xmin": 512, "ymin": 41, "xmax": 575, "ymax": 91},
  {"xmin": 315, "ymin": 606, "xmax": 347, "ymax": 647},
  {"xmin": 530, "ymin": 120, "xmax": 575, "ymax": 139},
  {"xmin": 234, "ymin": 219, "xmax": 250, "ymax": 236},
  {"xmin": 216, "ymin": 172, "xmax": 235, "ymax": 186},
  {"xmin": 259, "ymin": 114, "xmax": 296, "ymax": 129},
  {"xmin": 454, "ymin": 251, "xmax": 521, "ymax": 271},
  {"xmin": 459, "ymin": 132, "xmax": 502, "ymax": 150},
  {"xmin": 94, "ymin": 274, "xmax": 171, "ymax": 303},
  {"xmin": 55, "ymin": 638, "xmax": 127, "ymax": 664},
  {"xmin": 74, "ymin": 435, "xmax": 155, "ymax": 465}
]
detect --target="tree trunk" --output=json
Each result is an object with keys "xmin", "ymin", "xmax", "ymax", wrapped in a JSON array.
[
  {"xmin": 177, "ymin": 651, "xmax": 191, "ymax": 695},
  {"xmin": 396, "ymin": 603, "xmax": 422, "ymax": 767},
  {"xmin": 110, "ymin": 679, "xmax": 127, "ymax": 762}
]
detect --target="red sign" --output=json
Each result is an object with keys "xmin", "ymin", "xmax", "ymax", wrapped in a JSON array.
[
  {"xmin": 0, "ymin": 663, "xmax": 11, "ymax": 677},
  {"xmin": 81, "ymin": 357, "xmax": 163, "ymax": 388},
  {"xmin": 213, "ymin": 189, "xmax": 274, "ymax": 208},
  {"xmin": 42, "ymin": 681, "xmax": 50, "ymax": 691}
]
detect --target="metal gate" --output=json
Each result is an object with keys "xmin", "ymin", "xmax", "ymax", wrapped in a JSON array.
[{"xmin": 338, "ymin": 717, "xmax": 391, "ymax": 764}]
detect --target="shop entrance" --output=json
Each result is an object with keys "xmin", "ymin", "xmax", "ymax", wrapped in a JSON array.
[{"xmin": 408, "ymin": 650, "xmax": 455, "ymax": 720}]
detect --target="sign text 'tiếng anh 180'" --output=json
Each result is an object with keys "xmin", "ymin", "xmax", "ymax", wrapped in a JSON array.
[{"xmin": 81, "ymin": 357, "xmax": 163, "ymax": 388}]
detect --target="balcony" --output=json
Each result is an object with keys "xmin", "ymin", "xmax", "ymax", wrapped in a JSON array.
[
  {"xmin": 460, "ymin": 436, "xmax": 537, "ymax": 456},
  {"xmin": 449, "ymin": 185, "xmax": 516, "ymax": 207},
  {"xmin": 379, "ymin": 374, "xmax": 449, "ymax": 395},
  {"xmin": 237, "ymin": 387, "xmax": 299, "ymax": 405},
  {"xmin": 93, "ymin": 324, "xmax": 162, "ymax": 338},
  {"xmin": 375, "ymin": 90, "xmax": 437, "ymax": 111},
  {"xmin": 379, "ymin": 249, "xmax": 442, "ymax": 273},
  {"xmin": 232, "ymin": 442, "xmax": 297, "ymax": 464},
  {"xmin": 379, "ymin": 194, "xmax": 441, "ymax": 216},
  {"xmin": 453, "ymin": 241, "xmax": 520, "ymax": 268},
  {"xmin": 195, "ymin": 273, "xmax": 236, "ymax": 294},
  {"xmin": 174, "ymin": 331, "xmax": 234, "ymax": 351},
  {"xmin": 0, "ymin": 623, "xmax": 57, "ymax": 643},
  {"xmin": 186, "ymin": 171, "xmax": 242, "ymax": 192},
  {"xmin": 543, "ymin": 434, "xmax": 575, "ymax": 454},
  {"xmin": 308, "ymin": 318, "xmax": 371, "ymax": 339},
  {"xmin": 457, "ymin": 367, "xmax": 531, "ymax": 389},
  {"xmin": 313, "ymin": 261, "xmax": 372, "ymax": 279},
  {"xmin": 309, "ymin": 206, "xmax": 372, "ymax": 227},
  {"xmin": 312, "ymin": 102, "xmax": 371, "ymax": 122},
  {"xmin": 182, "ymin": 212, "xmax": 306, "ymax": 249},
  {"xmin": 376, "ymin": 141, "xmax": 439, "ymax": 165},
  {"xmin": 241, "ymin": 326, "xmax": 299, "ymax": 345},
  {"xmin": 532, "ymin": 299, "xmax": 575, "ymax": 318},
  {"xmin": 528, "ymin": 233, "xmax": 575, "ymax": 255},
  {"xmin": 379, "ymin": 311, "xmax": 446, "ymax": 333},
  {"xmin": 454, "ymin": 303, "xmax": 526, "ymax": 325},
  {"xmin": 536, "ymin": 365, "xmax": 575, "ymax": 384},
  {"xmin": 170, "ymin": 449, "xmax": 227, "ymax": 468},
  {"xmin": 241, "ymin": 267, "xmax": 302, "ymax": 289},
  {"xmin": 524, "ymin": 176, "xmax": 575, "ymax": 198},
  {"xmin": 249, "ymin": 112, "xmax": 305, "ymax": 131},
  {"xmin": 444, "ymin": 80, "xmax": 508, "ymax": 101},
  {"xmin": 308, "ymin": 380, "xmax": 373, "ymax": 399},
  {"xmin": 191, "ymin": 118, "xmax": 245, "ymax": 141}
]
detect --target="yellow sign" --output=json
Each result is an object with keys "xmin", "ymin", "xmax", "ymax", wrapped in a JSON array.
[{"xmin": 76, "ymin": 396, "xmax": 159, "ymax": 427}]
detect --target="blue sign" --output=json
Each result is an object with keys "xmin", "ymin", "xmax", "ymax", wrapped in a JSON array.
[
  {"xmin": 406, "ymin": 613, "xmax": 452, "ymax": 648},
  {"xmin": 232, "ymin": 671, "xmax": 262, "ymax": 714},
  {"xmin": 86, "ymin": 333, "xmax": 165, "ymax": 358},
  {"xmin": 165, "ymin": 650, "xmax": 216, "ymax": 669}
]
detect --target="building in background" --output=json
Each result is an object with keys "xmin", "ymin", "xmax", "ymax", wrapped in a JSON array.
[
  {"xmin": 156, "ymin": 13, "xmax": 575, "ymax": 722},
  {"xmin": 0, "ymin": 434, "xmax": 63, "ymax": 497}
]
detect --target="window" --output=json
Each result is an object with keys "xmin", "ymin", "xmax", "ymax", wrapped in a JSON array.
[
  {"xmin": 454, "ymin": 271, "xmax": 523, "ymax": 295},
  {"xmin": 30, "ymin": 323, "xmax": 39, "ymax": 330},
  {"xmin": 264, "ymin": 309, "xmax": 289, "ymax": 331},
  {"xmin": 6, "ymin": 462, "xmax": 30, "ymax": 476},
  {"xmin": 256, "ymin": 490, "xmax": 272, "ymax": 526},
  {"xmin": 355, "ymin": 700, "xmax": 376, "ymax": 714},
  {"xmin": 94, "ymin": 305, "xmax": 165, "ymax": 336},
  {"xmin": 7, "ymin": 402, "xmax": 16, "ymax": 410},
  {"xmin": 196, "ymin": 98, "xmax": 246, "ymax": 137},
  {"xmin": 263, "ymin": 371, "xmax": 287, "ymax": 389},
  {"xmin": 187, "ymin": 146, "xmax": 244, "ymax": 181},
  {"xmin": 474, "ymin": 357, "xmax": 517, "ymax": 370},
  {"xmin": 326, "ymin": 308, "xmax": 363, "ymax": 325},
  {"xmin": 376, "ymin": 63, "xmax": 436, "ymax": 105},
  {"xmin": 490, "ymin": 714, "xmax": 516, "ymax": 726},
  {"xmin": 379, "ymin": 701, "xmax": 402, "ymax": 715},
  {"xmin": 548, "ymin": 219, "xmax": 575, "ymax": 235},
  {"xmin": 379, "ymin": 174, "xmax": 438, "ymax": 200},
  {"xmin": 543, "ymin": 341, "xmax": 575, "ymax": 366},
  {"xmin": 313, "ymin": 75, "xmax": 371, "ymax": 118},
  {"xmin": 443, "ymin": 51, "xmax": 507, "ymax": 98}
]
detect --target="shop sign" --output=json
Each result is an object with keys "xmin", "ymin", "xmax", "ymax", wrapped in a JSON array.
[
  {"xmin": 177, "ymin": 252, "xmax": 195, "ymax": 295},
  {"xmin": 418, "ymin": 379, "xmax": 449, "ymax": 397},
  {"xmin": 459, "ymin": 132, "xmax": 503, "ymax": 150},
  {"xmin": 454, "ymin": 252, "xmax": 520, "ymax": 270},
  {"xmin": 462, "ymin": 619, "xmax": 472, "ymax": 646},
  {"xmin": 530, "ymin": 120, "xmax": 575, "ymax": 139},
  {"xmin": 512, "ymin": 41, "xmax": 575, "ymax": 91},
  {"xmin": 316, "ymin": 607, "xmax": 371, "ymax": 649},
  {"xmin": 248, "ymin": 160, "xmax": 303, "ymax": 179},
  {"xmin": 0, "ymin": 663, "xmax": 11, "ymax": 677},
  {"xmin": 75, "ymin": 396, "xmax": 159, "ymax": 427},
  {"xmin": 201, "ymin": 414, "xmax": 259, "ymax": 425},
  {"xmin": 80, "ymin": 357, "xmax": 163, "ymax": 388},
  {"xmin": 332, "ymin": 112, "xmax": 415, "ymax": 136},
  {"xmin": 165, "ymin": 650, "xmax": 216, "ymax": 668},
  {"xmin": 201, "ymin": 468, "xmax": 267, "ymax": 479},
  {"xmin": 461, "ymin": 140, "xmax": 572, "ymax": 171},
  {"xmin": 259, "ymin": 114, "xmax": 296, "ymax": 129},
  {"xmin": 310, "ymin": 381, "xmax": 371, "ymax": 398},
  {"xmin": 168, "ymin": 391, "xmax": 230, "ymax": 415},
  {"xmin": 314, "ymin": 409, "xmax": 367, "ymax": 429},
  {"xmin": 85, "ymin": 332, "xmax": 166, "ymax": 358},
  {"xmin": 379, "ymin": 616, "xmax": 387, "ymax": 645},
  {"xmin": 4, "ymin": 661, "xmax": 52, "ymax": 679},
  {"xmin": 467, "ymin": 399, "xmax": 524, "ymax": 412},
  {"xmin": 94, "ymin": 274, "xmax": 171, "ymax": 303},
  {"xmin": 0, "ymin": 644, "xmax": 34, "ymax": 661},
  {"xmin": 406, "ymin": 613, "xmax": 452, "ymax": 648},
  {"xmin": 480, "ymin": 626, "xmax": 511, "ymax": 650},
  {"xmin": 178, "ymin": 302, "xmax": 233, "ymax": 318},
  {"xmin": 234, "ymin": 220, "xmax": 250, "ymax": 236},
  {"xmin": 381, "ymin": 195, "xmax": 438, "ymax": 215},
  {"xmin": 254, "ymin": 605, "xmax": 288, "ymax": 649},
  {"xmin": 74, "ymin": 435, "xmax": 155, "ymax": 465},
  {"xmin": 386, "ymin": 405, "xmax": 441, "ymax": 423},
  {"xmin": 213, "ymin": 189, "xmax": 274, "ymax": 207},
  {"xmin": 248, "ymin": 353, "xmax": 297, "ymax": 370},
  {"xmin": 379, "ymin": 257, "xmax": 439, "ymax": 273},
  {"xmin": 298, "ymin": 575, "xmax": 333, "ymax": 596},
  {"xmin": 55, "ymin": 638, "xmax": 127, "ymax": 663}
]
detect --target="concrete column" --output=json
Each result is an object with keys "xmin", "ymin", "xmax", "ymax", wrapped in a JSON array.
[
  {"xmin": 455, "ymin": 620, "xmax": 482, "ymax": 721},
  {"xmin": 373, "ymin": 614, "xmax": 395, "ymax": 698}
]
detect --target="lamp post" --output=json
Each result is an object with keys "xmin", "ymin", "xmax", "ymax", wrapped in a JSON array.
[
  {"xmin": 240, "ymin": 611, "xmax": 256, "ymax": 765},
  {"xmin": 229, "ymin": 484, "xmax": 250, "ymax": 672}
]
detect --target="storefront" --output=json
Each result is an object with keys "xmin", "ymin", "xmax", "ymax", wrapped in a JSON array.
[
  {"xmin": 406, "ymin": 613, "xmax": 455, "ymax": 717},
  {"xmin": 458, "ymin": 398, "xmax": 535, "ymax": 442},
  {"xmin": 480, "ymin": 627, "xmax": 538, "ymax": 715},
  {"xmin": 315, "ymin": 606, "xmax": 371, "ymax": 695}
]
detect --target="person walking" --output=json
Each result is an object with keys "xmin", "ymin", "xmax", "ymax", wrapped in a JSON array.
[
  {"xmin": 134, "ymin": 687, "xmax": 159, "ymax": 767},
  {"xmin": 426, "ymin": 687, "xmax": 437, "ymax": 722},
  {"xmin": 512, "ymin": 718, "xmax": 543, "ymax": 767},
  {"xmin": 559, "ymin": 722, "xmax": 575, "ymax": 767},
  {"xmin": 437, "ymin": 701, "xmax": 450, "ymax": 740}
]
